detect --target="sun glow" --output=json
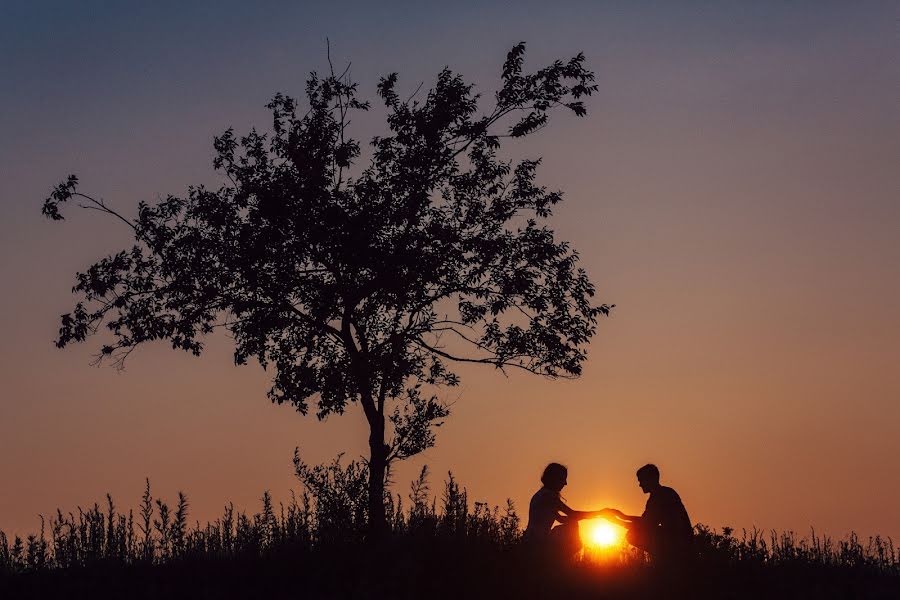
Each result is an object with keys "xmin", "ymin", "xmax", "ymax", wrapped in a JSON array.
[{"xmin": 583, "ymin": 520, "xmax": 623, "ymax": 549}]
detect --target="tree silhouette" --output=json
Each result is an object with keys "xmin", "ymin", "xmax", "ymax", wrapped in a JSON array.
[{"xmin": 42, "ymin": 43, "xmax": 611, "ymax": 536}]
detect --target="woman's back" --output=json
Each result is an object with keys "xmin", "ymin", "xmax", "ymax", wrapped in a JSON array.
[{"xmin": 525, "ymin": 486, "xmax": 563, "ymax": 540}]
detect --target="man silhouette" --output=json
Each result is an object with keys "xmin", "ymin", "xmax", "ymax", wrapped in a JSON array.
[{"xmin": 605, "ymin": 464, "xmax": 692, "ymax": 562}]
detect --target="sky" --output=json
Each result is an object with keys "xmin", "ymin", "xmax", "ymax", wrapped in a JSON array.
[{"xmin": 1, "ymin": 1, "xmax": 898, "ymax": 541}]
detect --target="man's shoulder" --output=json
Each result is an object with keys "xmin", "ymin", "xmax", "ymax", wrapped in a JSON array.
[{"xmin": 655, "ymin": 486, "xmax": 683, "ymax": 504}]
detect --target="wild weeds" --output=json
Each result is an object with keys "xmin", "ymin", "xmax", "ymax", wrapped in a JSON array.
[
  {"xmin": 0, "ymin": 458, "xmax": 896, "ymax": 583},
  {"xmin": 690, "ymin": 523, "xmax": 898, "ymax": 578}
]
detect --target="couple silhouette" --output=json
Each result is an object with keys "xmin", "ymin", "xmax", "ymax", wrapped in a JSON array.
[{"xmin": 524, "ymin": 463, "xmax": 692, "ymax": 562}]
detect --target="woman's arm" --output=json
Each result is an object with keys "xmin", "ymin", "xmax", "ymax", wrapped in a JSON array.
[{"xmin": 557, "ymin": 500, "xmax": 606, "ymax": 522}]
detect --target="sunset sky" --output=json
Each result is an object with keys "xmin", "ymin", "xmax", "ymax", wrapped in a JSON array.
[{"xmin": 1, "ymin": 1, "xmax": 897, "ymax": 541}]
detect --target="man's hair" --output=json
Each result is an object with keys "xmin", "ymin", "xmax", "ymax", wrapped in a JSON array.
[
  {"xmin": 636, "ymin": 463, "xmax": 660, "ymax": 481},
  {"xmin": 541, "ymin": 462, "xmax": 568, "ymax": 486}
]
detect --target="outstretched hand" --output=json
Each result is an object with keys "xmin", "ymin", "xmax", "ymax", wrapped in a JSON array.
[{"xmin": 600, "ymin": 508, "xmax": 625, "ymax": 520}]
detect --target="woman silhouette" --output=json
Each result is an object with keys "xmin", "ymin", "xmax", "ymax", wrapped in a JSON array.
[{"xmin": 524, "ymin": 463, "xmax": 606, "ymax": 557}]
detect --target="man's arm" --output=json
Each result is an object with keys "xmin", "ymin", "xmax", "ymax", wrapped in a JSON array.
[{"xmin": 603, "ymin": 508, "xmax": 643, "ymax": 525}]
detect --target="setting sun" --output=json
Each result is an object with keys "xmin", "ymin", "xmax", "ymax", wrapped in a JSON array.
[{"xmin": 583, "ymin": 520, "xmax": 624, "ymax": 549}]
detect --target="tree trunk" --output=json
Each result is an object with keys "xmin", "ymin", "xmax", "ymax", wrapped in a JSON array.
[{"xmin": 367, "ymin": 414, "xmax": 388, "ymax": 540}]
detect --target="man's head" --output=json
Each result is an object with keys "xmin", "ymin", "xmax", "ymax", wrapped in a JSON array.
[{"xmin": 636, "ymin": 463, "xmax": 661, "ymax": 494}]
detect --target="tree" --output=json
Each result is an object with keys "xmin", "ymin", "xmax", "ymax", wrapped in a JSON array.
[{"xmin": 42, "ymin": 43, "xmax": 612, "ymax": 537}]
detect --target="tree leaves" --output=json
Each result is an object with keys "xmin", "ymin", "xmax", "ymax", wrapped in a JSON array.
[
  {"xmin": 43, "ymin": 44, "xmax": 611, "ymax": 465},
  {"xmin": 41, "ymin": 174, "xmax": 79, "ymax": 221}
]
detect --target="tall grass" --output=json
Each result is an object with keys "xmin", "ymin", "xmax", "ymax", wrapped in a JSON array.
[
  {"xmin": 0, "ymin": 456, "xmax": 522, "ymax": 573},
  {"xmin": 692, "ymin": 524, "xmax": 898, "ymax": 572},
  {"xmin": 1, "ymin": 456, "xmax": 897, "ymax": 598}
]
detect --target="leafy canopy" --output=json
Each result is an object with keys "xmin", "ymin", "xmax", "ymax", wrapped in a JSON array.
[{"xmin": 43, "ymin": 43, "xmax": 611, "ymax": 462}]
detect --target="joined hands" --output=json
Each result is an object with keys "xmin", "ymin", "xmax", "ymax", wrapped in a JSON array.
[{"xmin": 597, "ymin": 508, "xmax": 625, "ymax": 520}]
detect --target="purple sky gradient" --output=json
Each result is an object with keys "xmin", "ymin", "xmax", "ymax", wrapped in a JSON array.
[{"xmin": 1, "ymin": 1, "xmax": 897, "ymax": 540}]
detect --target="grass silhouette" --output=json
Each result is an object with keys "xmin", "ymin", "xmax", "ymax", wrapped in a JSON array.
[{"xmin": 1, "ymin": 458, "xmax": 897, "ymax": 599}]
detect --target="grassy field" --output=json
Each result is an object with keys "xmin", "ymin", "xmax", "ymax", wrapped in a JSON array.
[{"xmin": 2, "ymin": 460, "xmax": 897, "ymax": 599}]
